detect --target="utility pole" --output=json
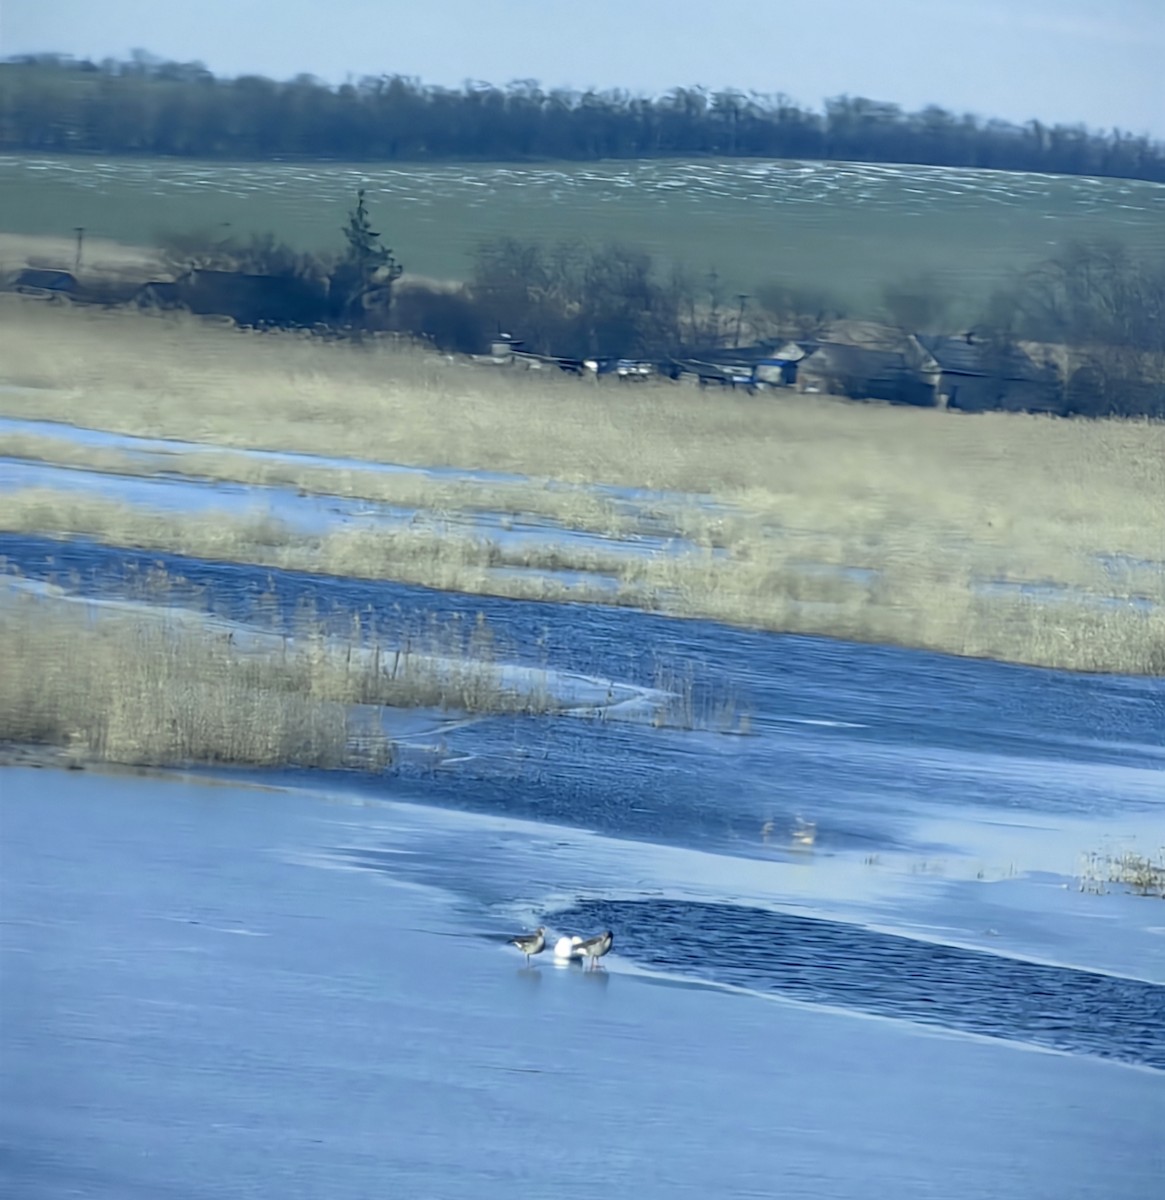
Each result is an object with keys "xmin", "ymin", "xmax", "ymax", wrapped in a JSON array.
[
  {"xmin": 734, "ymin": 293, "xmax": 749, "ymax": 347},
  {"xmin": 73, "ymin": 227, "xmax": 85, "ymax": 274}
]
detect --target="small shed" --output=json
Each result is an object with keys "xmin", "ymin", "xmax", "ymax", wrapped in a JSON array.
[
  {"xmin": 136, "ymin": 280, "xmax": 181, "ymax": 309},
  {"xmin": 490, "ymin": 333, "xmax": 523, "ymax": 360},
  {"xmin": 677, "ymin": 341, "xmax": 806, "ymax": 390},
  {"xmin": 752, "ymin": 341, "xmax": 806, "ymax": 387},
  {"xmin": 670, "ymin": 357, "xmax": 748, "ymax": 389},
  {"xmin": 6, "ymin": 268, "xmax": 78, "ymax": 297}
]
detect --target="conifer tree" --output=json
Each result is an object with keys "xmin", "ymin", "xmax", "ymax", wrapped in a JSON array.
[{"xmin": 339, "ymin": 188, "xmax": 402, "ymax": 317}]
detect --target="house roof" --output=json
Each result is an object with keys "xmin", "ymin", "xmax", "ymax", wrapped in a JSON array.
[
  {"xmin": 8, "ymin": 268, "xmax": 77, "ymax": 291},
  {"xmin": 672, "ymin": 358, "xmax": 739, "ymax": 383},
  {"xmin": 684, "ymin": 341, "xmax": 802, "ymax": 367},
  {"xmin": 769, "ymin": 341, "xmax": 807, "ymax": 363},
  {"xmin": 801, "ymin": 342, "xmax": 917, "ymax": 378},
  {"xmin": 917, "ymin": 334, "xmax": 1056, "ymax": 382},
  {"xmin": 821, "ymin": 319, "xmax": 913, "ymax": 351},
  {"xmin": 183, "ymin": 269, "xmax": 295, "ymax": 288}
]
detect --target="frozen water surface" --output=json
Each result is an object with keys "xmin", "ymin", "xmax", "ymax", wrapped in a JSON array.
[
  {"xmin": 2, "ymin": 771, "xmax": 1163, "ymax": 1200},
  {"xmin": 2, "ymin": 459, "xmax": 1164, "ymax": 1195},
  {"xmin": 0, "ymin": 414, "xmax": 729, "ymax": 511}
]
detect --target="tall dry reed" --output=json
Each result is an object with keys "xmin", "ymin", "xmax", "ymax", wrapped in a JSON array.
[
  {"xmin": 0, "ymin": 583, "xmax": 575, "ymax": 770},
  {"xmin": 1, "ymin": 300, "xmax": 1162, "ymax": 674}
]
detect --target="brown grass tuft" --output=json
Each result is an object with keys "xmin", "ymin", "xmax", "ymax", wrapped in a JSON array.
[{"xmin": 0, "ymin": 582, "xmax": 577, "ymax": 772}]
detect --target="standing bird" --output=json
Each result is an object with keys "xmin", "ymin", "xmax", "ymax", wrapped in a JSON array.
[
  {"xmin": 508, "ymin": 926, "xmax": 546, "ymax": 964},
  {"xmin": 575, "ymin": 930, "xmax": 614, "ymax": 970}
]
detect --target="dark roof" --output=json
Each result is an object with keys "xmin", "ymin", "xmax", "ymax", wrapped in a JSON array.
[
  {"xmin": 672, "ymin": 359, "xmax": 740, "ymax": 383},
  {"xmin": 184, "ymin": 269, "xmax": 301, "ymax": 290},
  {"xmin": 684, "ymin": 342, "xmax": 795, "ymax": 367},
  {"xmin": 801, "ymin": 342, "xmax": 916, "ymax": 377},
  {"xmin": 917, "ymin": 335, "xmax": 1055, "ymax": 382},
  {"xmin": 134, "ymin": 282, "xmax": 182, "ymax": 312},
  {"xmin": 9, "ymin": 268, "xmax": 77, "ymax": 292}
]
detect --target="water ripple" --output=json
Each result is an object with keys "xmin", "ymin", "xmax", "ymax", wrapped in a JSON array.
[{"xmin": 557, "ymin": 898, "xmax": 1165, "ymax": 1069}]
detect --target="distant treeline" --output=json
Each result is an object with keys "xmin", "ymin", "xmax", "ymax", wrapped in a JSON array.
[{"xmin": 2, "ymin": 52, "xmax": 1163, "ymax": 182}]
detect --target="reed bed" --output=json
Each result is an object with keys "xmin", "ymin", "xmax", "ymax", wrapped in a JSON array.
[
  {"xmin": 1, "ymin": 300, "xmax": 1162, "ymax": 674},
  {"xmin": 0, "ymin": 583, "xmax": 571, "ymax": 772},
  {"xmin": 1, "ymin": 484, "xmax": 1161, "ymax": 674},
  {"xmin": 1079, "ymin": 847, "xmax": 1165, "ymax": 898}
]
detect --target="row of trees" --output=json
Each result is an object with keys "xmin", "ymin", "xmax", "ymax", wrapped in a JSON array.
[
  {"xmin": 397, "ymin": 239, "xmax": 854, "ymax": 358},
  {"xmin": 153, "ymin": 200, "xmax": 1165, "ymax": 419},
  {"xmin": 161, "ymin": 223, "xmax": 741, "ymax": 357},
  {"xmin": 405, "ymin": 237, "xmax": 1165, "ymax": 416},
  {"xmin": 368, "ymin": 228, "xmax": 1165, "ymax": 419},
  {"xmin": 2, "ymin": 52, "xmax": 1162, "ymax": 182}
]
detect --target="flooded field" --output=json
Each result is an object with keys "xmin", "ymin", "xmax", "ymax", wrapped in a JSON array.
[
  {"xmin": 3, "ymin": 154, "xmax": 1165, "ymax": 304},
  {"xmin": 2, "ymin": 602, "xmax": 1163, "ymax": 1196},
  {"xmin": 2, "ymin": 394, "xmax": 1162, "ymax": 673},
  {"xmin": 1, "ymin": 328, "xmax": 1163, "ymax": 1195}
]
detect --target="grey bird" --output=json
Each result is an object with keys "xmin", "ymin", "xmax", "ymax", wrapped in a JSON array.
[
  {"xmin": 575, "ymin": 930, "xmax": 614, "ymax": 969},
  {"xmin": 508, "ymin": 926, "xmax": 546, "ymax": 964}
]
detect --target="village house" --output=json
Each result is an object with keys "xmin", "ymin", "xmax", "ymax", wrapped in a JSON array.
[
  {"xmin": 917, "ymin": 334, "xmax": 1064, "ymax": 413},
  {"xmin": 4, "ymin": 267, "xmax": 78, "ymax": 297},
  {"xmin": 796, "ymin": 338, "xmax": 941, "ymax": 406},
  {"xmin": 672, "ymin": 341, "xmax": 806, "ymax": 389}
]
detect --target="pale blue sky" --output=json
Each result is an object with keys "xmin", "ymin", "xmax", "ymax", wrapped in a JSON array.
[{"xmin": 2, "ymin": 0, "xmax": 1162, "ymax": 136}]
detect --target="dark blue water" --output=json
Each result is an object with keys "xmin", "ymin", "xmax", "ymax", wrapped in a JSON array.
[
  {"xmin": 3, "ymin": 528, "xmax": 1165, "ymax": 1200},
  {"xmin": 554, "ymin": 898, "xmax": 1165, "ymax": 1069},
  {"xmin": 4, "ymin": 533, "xmax": 1163, "ymax": 861},
  {"xmin": 5, "ymin": 533, "xmax": 1163, "ymax": 749},
  {"xmin": 6, "ymin": 771, "xmax": 1161, "ymax": 1200}
]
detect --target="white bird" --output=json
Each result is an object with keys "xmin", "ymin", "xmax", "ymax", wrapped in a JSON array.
[{"xmin": 554, "ymin": 935, "xmax": 584, "ymax": 960}]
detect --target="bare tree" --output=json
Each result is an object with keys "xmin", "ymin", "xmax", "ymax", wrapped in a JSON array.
[
  {"xmin": 980, "ymin": 241, "xmax": 1165, "ymax": 416},
  {"xmin": 754, "ymin": 281, "xmax": 846, "ymax": 341}
]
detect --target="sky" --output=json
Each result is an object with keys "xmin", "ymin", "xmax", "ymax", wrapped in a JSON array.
[{"xmin": 2, "ymin": 0, "xmax": 1163, "ymax": 137}]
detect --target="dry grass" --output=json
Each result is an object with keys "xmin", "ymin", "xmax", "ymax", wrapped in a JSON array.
[
  {"xmin": 2, "ymin": 483, "xmax": 1161, "ymax": 674},
  {"xmin": 0, "ymin": 589, "xmax": 388, "ymax": 771},
  {"xmin": 0, "ymin": 486, "xmax": 636, "ymax": 601},
  {"xmin": 1079, "ymin": 847, "xmax": 1165, "ymax": 897},
  {"xmin": 0, "ymin": 430, "xmax": 641, "ymax": 541},
  {"xmin": 0, "ymin": 296, "xmax": 1158, "ymax": 501},
  {"xmin": 1, "ymin": 299, "xmax": 1163, "ymax": 673},
  {"xmin": 0, "ymin": 581, "xmax": 578, "ymax": 772}
]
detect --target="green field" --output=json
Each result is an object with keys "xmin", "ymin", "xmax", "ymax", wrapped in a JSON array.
[{"xmin": 2, "ymin": 154, "xmax": 1164, "ymax": 313}]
